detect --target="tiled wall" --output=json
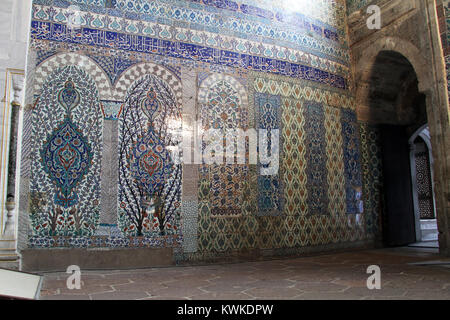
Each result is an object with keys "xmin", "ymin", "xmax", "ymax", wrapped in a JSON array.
[{"xmin": 19, "ymin": 0, "xmax": 382, "ymax": 261}]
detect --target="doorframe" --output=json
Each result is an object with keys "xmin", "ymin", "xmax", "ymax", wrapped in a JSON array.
[{"xmin": 408, "ymin": 124, "xmax": 437, "ymax": 242}]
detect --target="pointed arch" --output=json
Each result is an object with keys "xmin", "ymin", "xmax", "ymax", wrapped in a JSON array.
[
  {"xmin": 197, "ymin": 73, "xmax": 249, "ymax": 217},
  {"xmin": 113, "ymin": 62, "xmax": 182, "ymax": 105},
  {"xmin": 34, "ymin": 53, "xmax": 113, "ymax": 100},
  {"xmin": 356, "ymin": 37, "xmax": 432, "ymax": 93},
  {"xmin": 198, "ymin": 73, "xmax": 248, "ymax": 109}
]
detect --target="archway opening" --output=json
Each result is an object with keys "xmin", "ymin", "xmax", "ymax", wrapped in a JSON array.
[
  {"xmin": 408, "ymin": 126, "xmax": 439, "ymax": 248},
  {"xmin": 367, "ymin": 50, "xmax": 437, "ymax": 248}
]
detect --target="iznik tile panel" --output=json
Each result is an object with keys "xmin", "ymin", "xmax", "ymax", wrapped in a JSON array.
[{"xmin": 19, "ymin": 0, "xmax": 376, "ymax": 259}]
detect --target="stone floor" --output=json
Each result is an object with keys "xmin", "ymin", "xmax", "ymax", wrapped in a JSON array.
[{"xmin": 39, "ymin": 247, "xmax": 450, "ymax": 300}]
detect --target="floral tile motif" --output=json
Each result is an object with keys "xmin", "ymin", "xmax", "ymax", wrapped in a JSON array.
[
  {"xmin": 198, "ymin": 74, "xmax": 249, "ymax": 217},
  {"xmin": 341, "ymin": 109, "xmax": 363, "ymax": 215},
  {"xmin": 100, "ymin": 100, "xmax": 122, "ymax": 119},
  {"xmin": 359, "ymin": 123, "xmax": 383, "ymax": 237},
  {"xmin": 255, "ymin": 92, "xmax": 283, "ymax": 216},
  {"xmin": 304, "ymin": 101, "xmax": 329, "ymax": 216},
  {"xmin": 118, "ymin": 73, "xmax": 182, "ymax": 237},
  {"xmin": 30, "ymin": 65, "xmax": 103, "ymax": 238}
]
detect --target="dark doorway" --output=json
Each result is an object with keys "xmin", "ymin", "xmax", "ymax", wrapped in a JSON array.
[
  {"xmin": 380, "ymin": 125, "xmax": 416, "ymax": 246},
  {"xmin": 368, "ymin": 51, "xmax": 430, "ymax": 247}
]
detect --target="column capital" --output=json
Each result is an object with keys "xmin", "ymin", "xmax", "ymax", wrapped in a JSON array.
[{"xmin": 11, "ymin": 74, "xmax": 25, "ymax": 107}]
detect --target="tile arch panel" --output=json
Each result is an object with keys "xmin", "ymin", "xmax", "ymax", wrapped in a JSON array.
[
  {"xmin": 198, "ymin": 73, "xmax": 248, "ymax": 110},
  {"xmin": 34, "ymin": 53, "xmax": 113, "ymax": 101},
  {"xmin": 29, "ymin": 65, "xmax": 104, "ymax": 239},
  {"xmin": 117, "ymin": 72, "xmax": 183, "ymax": 238},
  {"xmin": 197, "ymin": 73, "xmax": 250, "ymax": 218},
  {"xmin": 112, "ymin": 62, "xmax": 183, "ymax": 105}
]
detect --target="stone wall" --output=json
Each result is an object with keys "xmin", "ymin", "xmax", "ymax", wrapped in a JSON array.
[
  {"xmin": 437, "ymin": 0, "xmax": 450, "ymax": 254},
  {"xmin": 348, "ymin": 0, "xmax": 450, "ymax": 254}
]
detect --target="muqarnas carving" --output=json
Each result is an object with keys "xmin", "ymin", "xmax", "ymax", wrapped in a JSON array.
[
  {"xmin": 30, "ymin": 66, "xmax": 103, "ymax": 237},
  {"xmin": 118, "ymin": 74, "xmax": 182, "ymax": 237}
]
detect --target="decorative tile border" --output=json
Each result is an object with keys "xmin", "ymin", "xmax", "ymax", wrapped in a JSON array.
[
  {"xmin": 31, "ymin": 37, "xmax": 251, "ymax": 83},
  {"xmin": 33, "ymin": 6, "xmax": 349, "ymax": 71},
  {"xmin": 34, "ymin": 0, "xmax": 346, "ymax": 62},
  {"xmin": 50, "ymin": 0, "xmax": 346, "ymax": 32},
  {"xmin": 255, "ymin": 92, "xmax": 283, "ymax": 216},
  {"xmin": 115, "ymin": 0, "xmax": 341, "ymax": 38},
  {"xmin": 29, "ymin": 235, "xmax": 182, "ymax": 248},
  {"xmin": 31, "ymin": 21, "xmax": 348, "ymax": 90},
  {"xmin": 252, "ymin": 74, "xmax": 355, "ymax": 110},
  {"xmin": 305, "ymin": 101, "xmax": 329, "ymax": 216},
  {"xmin": 341, "ymin": 109, "xmax": 363, "ymax": 214}
]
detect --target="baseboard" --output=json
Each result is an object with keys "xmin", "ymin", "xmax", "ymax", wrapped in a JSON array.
[{"xmin": 20, "ymin": 247, "xmax": 174, "ymax": 272}]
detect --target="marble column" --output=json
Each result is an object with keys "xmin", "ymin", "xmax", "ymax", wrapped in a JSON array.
[
  {"xmin": 0, "ymin": 73, "xmax": 24, "ymax": 262},
  {"xmin": 180, "ymin": 67, "xmax": 199, "ymax": 253},
  {"xmin": 97, "ymin": 119, "xmax": 120, "ymax": 237}
]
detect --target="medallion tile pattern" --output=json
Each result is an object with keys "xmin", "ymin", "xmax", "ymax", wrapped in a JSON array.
[
  {"xmin": 30, "ymin": 65, "xmax": 103, "ymax": 238},
  {"xmin": 118, "ymin": 73, "xmax": 182, "ymax": 238}
]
